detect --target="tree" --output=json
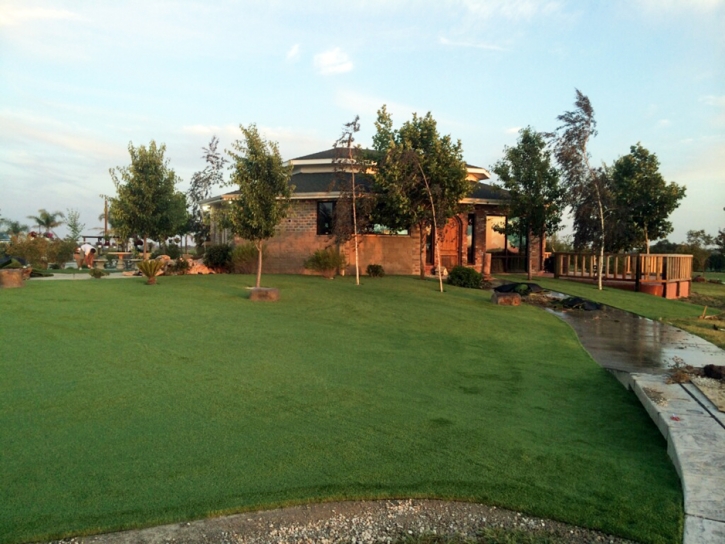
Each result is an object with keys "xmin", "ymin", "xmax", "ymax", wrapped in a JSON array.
[
  {"xmin": 188, "ymin": 136, "xmax": 227, "ymax": 250},
  {"xmin": 492, "ymin": 127, "xmax": 564, "ymax": 280},
  {"xmin": 680, "ymin": 229, "xmax": 715, "ymax": 273},
  {"xmin": 27, "ymin": 209, "xmax": 65, "ymax": 237},
  {"xmin": 1, "ymin": 219, "xmax": 29, "ymax": 236},
  {"xmin": 611, "ymin": 143, "xmax": 685, "ymax": 252},
  {"xmin": 65, "ymin": 208, "xmax": 85, "ymax": 244},
  {"xmin": 226, "ymin": 124, "xmax": 292, "ymax": 288},
  {"xmin": 551, "ymin": 89, "xmax": 608, "ymax": 289},
  {"xmin": 372, "ymin": 106, "xmax": 470, "ymax": 286},
  {"xmin": 332, "ymin": 115, "xmax": 374, "ymax": 286},
  {"xmin": 109, "ymin": 141, "xmax": 188, "ymax": 258}
]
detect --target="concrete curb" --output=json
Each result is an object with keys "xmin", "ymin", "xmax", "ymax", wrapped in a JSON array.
[{"xmin": 616, "ymin": 371, "xmax": 725, "ymax": 544}]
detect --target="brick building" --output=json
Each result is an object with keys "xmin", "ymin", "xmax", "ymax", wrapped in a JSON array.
[{"xmin": 204, "ymin": 149, "xmax": 531, "ymax": 276}]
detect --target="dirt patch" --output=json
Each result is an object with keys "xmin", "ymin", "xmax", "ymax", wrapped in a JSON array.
[
  {"xmin": 47, "ymin": 499, "xmax": 638, "ymax": 544},
  {"xmin": 642, "ymin": 387, "xmax": 668, "ymax": 407},
  {"xmin": 691, "ymin": 376, "xmax": 725, "ymax": 412}
]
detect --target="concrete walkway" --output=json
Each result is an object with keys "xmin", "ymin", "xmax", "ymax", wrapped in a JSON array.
[{"xmin": 549, "ymin": 304, "xmax": 725, "ymax": 544}]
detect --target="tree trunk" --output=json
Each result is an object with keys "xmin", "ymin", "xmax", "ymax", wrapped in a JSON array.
[
  {"xmin": 143, "ymin": 234, "xmax": 148, "ymax": 260},
  {"xmin": 419, "ymin": 225, "xmax": 426, "ymax": 280},
  {"xmin": 594, "ymin": 186, "xmax": 605, "ymax": 290},
  {"xmin": 435, "ymin": 227, "xmax": 443, "ymax": 293},
  {"xmin": 644, "ymin": 227, "xmax": 650, "ymax": 254},
  {"xmin": 255, "ymin": 240, "xmax": 263, "ymax": 288},
  {"xmin": 352, "ymin": 171, "xmax": 360, "ymax": 286}
]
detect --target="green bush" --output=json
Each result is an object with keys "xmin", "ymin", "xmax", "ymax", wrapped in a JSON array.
[
  {"xmin": 366, "ymin": 264, "xmax": 385, "ymax": 277},
  {"xmin": 152, "ymin": 243, "xmax": 182, "ymax": 260},
  {"xmin": 448, "ymin": 265, "xmax": 483, "ymax": 289},
  {"xmin": 5, "ymin": 236, "xmax": 76, "ymax": 269},
  {"xmin": 168, "ymin": 257, "xmax": 190, "ymax": 275},
  {"xmin": 231, "ymin": 242, "xmax": 267, "ymax": 274},
  {"xmin": 304, "ymin": 248, "xmax": 346, "ymax": 276},
  {"xmin": 203, "ymin": 243, "xmax": 232, "ymax": 272}
]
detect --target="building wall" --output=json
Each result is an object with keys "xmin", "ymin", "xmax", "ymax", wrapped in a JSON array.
[{"xmin": 219, "ymin": 199, "xmax": 504, "ymax": 276}]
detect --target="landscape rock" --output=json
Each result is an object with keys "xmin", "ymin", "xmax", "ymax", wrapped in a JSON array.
[
  {"xmin": 249, "ymin": 287, "xmax": 280, "ymax": 301},
  {"xmin": 492, "ymin": 292, "xmax": 521, "ymax": 306}
]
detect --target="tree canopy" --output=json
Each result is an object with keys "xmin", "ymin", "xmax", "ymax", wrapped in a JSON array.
[
  {"xmin": 551, "ymin": 89, "xmax": 608, "ymax": 289},
  {"xmin": 610, "ymin": 143, "xmax": 685, "ymax": 252},
  {"xmin": 372, "ymin": 105, "xmax": 469, "ymax": 280},
  {"xmin": 188, "ymin": 136, "xmax": 227, "ymax": 250},
  {"xmin": 109, "ymin": 141, "xmax": 189, "ymax": 257},
  {"xmin": 493, "ymin": 127, "xmax": 563, "ymax": 279},
  {"xmin": 27, "ymin": 209, "xmax": 65, "ymax": 236},
  {"xmin": 226, "ymin": 124, "xmax": 293, "ymax": 288}
]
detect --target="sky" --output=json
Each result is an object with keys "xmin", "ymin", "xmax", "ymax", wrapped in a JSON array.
[{"xmin": 1, "ymin": 0, "xmax": 724, "ymax": 242}]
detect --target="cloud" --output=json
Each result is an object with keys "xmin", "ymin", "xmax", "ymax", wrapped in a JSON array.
[
  {"xmin": 314, "ymin": 47, "xmax": 353, "ymax": 75},
  {"xmin": 0, "ymin": 6, "xmax": 84, "ymax": 26},
  {"xmin": 633, "ymin": 0, "xmax": 724, "ymax": 13},
  {"xmin": 701, "ymin": 95, "xmax": 725, "ymax": 107},
  {"xmin": 657, "ymin": 119, "xmax": 671, "ymax": 128},
  {"xmin": 439, "ymin": 36, "xmax": 506, "ymax": 51},
  {"xmin": 458, "ymin": 0, "xmax": 564, "ymax": 21},
  {"xmin": 286, "ymin": 43, "xmax": 300, "ymax": 61},
  {"xmin": 505, "ymin": 126, "xmax": 522, "ymax": 134}
]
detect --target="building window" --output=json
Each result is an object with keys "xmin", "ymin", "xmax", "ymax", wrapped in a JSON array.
[{"xmin": 317, "ymin": 202, "xmax": 335, "ymax": 235}]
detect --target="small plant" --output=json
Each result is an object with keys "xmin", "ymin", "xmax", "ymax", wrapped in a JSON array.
[
  {"xmin": 231, "ymin": 242, "xmax": 266, "ymax": 274},
  {"xmin": 366, "ymin": 264, "xmax": 385, "ymax": 277},
  {"xmin": 88, "ymin": 268, "xmax": 109, "ymax": 279},
  {"xmin": 168, "ymin": 257, "xmax": 190, "ymax": 275},
  {"xmin": 304, "ymin": 247, "xmax": 346, "ymax": 278},
  {"xmin": 137, "ymin": 259, "xmax": 165, "ymax": 285},
  {"xmin": 203, "ymin": 243, "xmax": 233, "ymax": 272},
  {"xmin": 152, "ymin": 243, "xmax": 182, "ymax": 260},
  {"xmin": 447, "ymin": 266, "xmax": 483, "ymax": 289}
]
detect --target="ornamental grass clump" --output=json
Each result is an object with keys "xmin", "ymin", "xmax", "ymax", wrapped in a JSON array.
[
  {"xmin": 304, "ymin": 248, "xmax": 346, "ymax": 278},
  {"xmin": 88, "ymin": 268, "xmax": 109, "ymax": 279},
  {"xmin": 137, "ymin": 259, "xmax": 165, "ymax": 285}
]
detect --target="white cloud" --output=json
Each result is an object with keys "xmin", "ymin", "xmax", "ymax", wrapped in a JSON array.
[
  {"xmin": 314, "ymin": 47, "xmax": 353, "ymax": 75},
  {"xmin": 701, "ymin": 95, "xmax": 725, "ymax": 107},
  {"xmin": 657, "ymin": 119, "xmax": 671, "ymax": 128},
  {"xmin": 505, "ymin": 126, "xmax": 522, "ymax": 134},
  {"xmin": 286, "ymin": 43, "xmax": 300, "ymax": 61},
  {"xmin": 458, "ymin": 0, "xmax": 563, "ymax": 21},
  {"xmin": 439, "ymin": 36, "xmax": 506, "ymax": 51},
  {"xmin": 633, "ymin": 0, "xmax": 724, "ymax": 13},
  {"xmin": 0, "ymin": 6, "xmax": 84, "ymax": 26}
]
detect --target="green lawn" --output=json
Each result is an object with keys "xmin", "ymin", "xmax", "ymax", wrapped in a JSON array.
[
  {"xmin": 506, "ymin": 273, "xmax": 725, "ymax": 349},
  {"xmin": 0, "ymin": 275, "xmax": 682, "ymax": 543}
]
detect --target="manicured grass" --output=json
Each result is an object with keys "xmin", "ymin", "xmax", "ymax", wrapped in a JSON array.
[
  {"xmin": 505, "ymin": 274, "xmax": 725, "ymax": 349},
  {"xmin": 0, "ymin": 275, "xmax": 682, "ymax": 543}
]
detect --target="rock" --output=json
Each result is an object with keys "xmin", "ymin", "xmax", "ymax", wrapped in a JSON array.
[
  {"xmin": 188, "ymin": 259, "xmax": 214, "ymax": 274},
  {"xmin": 0, "ymin": 269, "xmax": 25, "ymax": 288},
  {"xmin": 249, "ymin": 287, "xmax": 279, "ymax": 301},
  {"xmin": 491, "ymin": 292, "xmax": 521, "ymax": 306},
  {"xmin": 703, "ymin": 364, "xmax": 724, "ymax": 380}
]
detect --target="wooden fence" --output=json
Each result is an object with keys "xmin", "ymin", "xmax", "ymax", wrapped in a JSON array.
[{"xmin": 553, "ymin": 252, "xmax": 693, "ymax": 297}]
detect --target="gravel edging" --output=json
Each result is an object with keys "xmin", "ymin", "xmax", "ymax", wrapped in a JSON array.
[{"xmin": 49, "ymin": 499, "xmax": 638, "ymax": 544}]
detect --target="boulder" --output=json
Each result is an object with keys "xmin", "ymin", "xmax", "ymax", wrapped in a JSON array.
[
  {"xmin": 491, "ymin": 292, "xmax": 521, "ymax": 306},
  {"xmin": 0, "ymin": 269, "xmax": 25, "ymax": 288},
  {"xmin": 249, "ymin": 287, "xmax": 279, "ymax": 301},
  {"xmin": 704, "ymin": 364, "xmax": 724, "ymax": 380}
]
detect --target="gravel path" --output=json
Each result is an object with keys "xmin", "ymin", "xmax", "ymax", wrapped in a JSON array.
[{"xmin": 50, "ymin": 500, "xmax": 638, "ymax": 544}]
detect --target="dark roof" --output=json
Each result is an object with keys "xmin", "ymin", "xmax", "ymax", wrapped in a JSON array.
[
  {"xmin": 290, "ymin": 171, "xmax": 373, "ymax": 193},
  {"xmin": 470, "ymin": 182, "xmax": 508, "ymax": 201},
  {"xmin": 291, "ymin": 148, "xmax": 376, "ymax": 161}
]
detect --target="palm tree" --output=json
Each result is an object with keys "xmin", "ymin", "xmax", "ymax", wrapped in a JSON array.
[
  {"xmin": 27, "ymin": 209, "xmax": 65, "ymax": 235},
  {"xmin": 2, "ymin": 219, "xmax": 30, "ymax": 236}
]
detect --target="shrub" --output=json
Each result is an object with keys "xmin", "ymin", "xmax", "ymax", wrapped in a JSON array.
[
  {"xmin": 203, "ymin": 243, "xmax": 232, "ymax": 272},
  {"xmin": 366, "ymin": 264, "xmax": 385, "ymax": 277},
  {"xmin": 137, "ymin": 259, "xmax": 165, "ymax": 284},
  {"xmin": 168, "ymin": 257, "xmax": 190, "ymax": 275},
  {"xmin": 152, "ymin": 243, "xmax": 182, "ymax": 260},
  {"xmin": 231, "ymin": 242, "xmax": 267, "ymax": 274},
  {"xmin": 304, "ymin": 248, "xmax": 346, "ymax": 277},
  {"xmin": 447, "ymin": 266, "xmax": 483, "ymax": 289},
  {"xmin": 4, "ymin": 236, "xmax": 76, "ymax": 269},
  {"xmin": 88, "ymin": 268, "xmax": 109, "ymax": 279}
]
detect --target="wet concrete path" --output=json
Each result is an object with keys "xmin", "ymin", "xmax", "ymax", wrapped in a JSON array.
[
  {"xmin": 546, "ymin": 299, "xmax": 725, "ymax": 543},
  {"xmin": 547, "ymin": 305, "xmax": 725, "ymax": 374}
]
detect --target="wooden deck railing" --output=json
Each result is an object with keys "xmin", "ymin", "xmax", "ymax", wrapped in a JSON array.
[{"xmin": 553, "ymin": 253, "xmax": 692, "ymax": 285}]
